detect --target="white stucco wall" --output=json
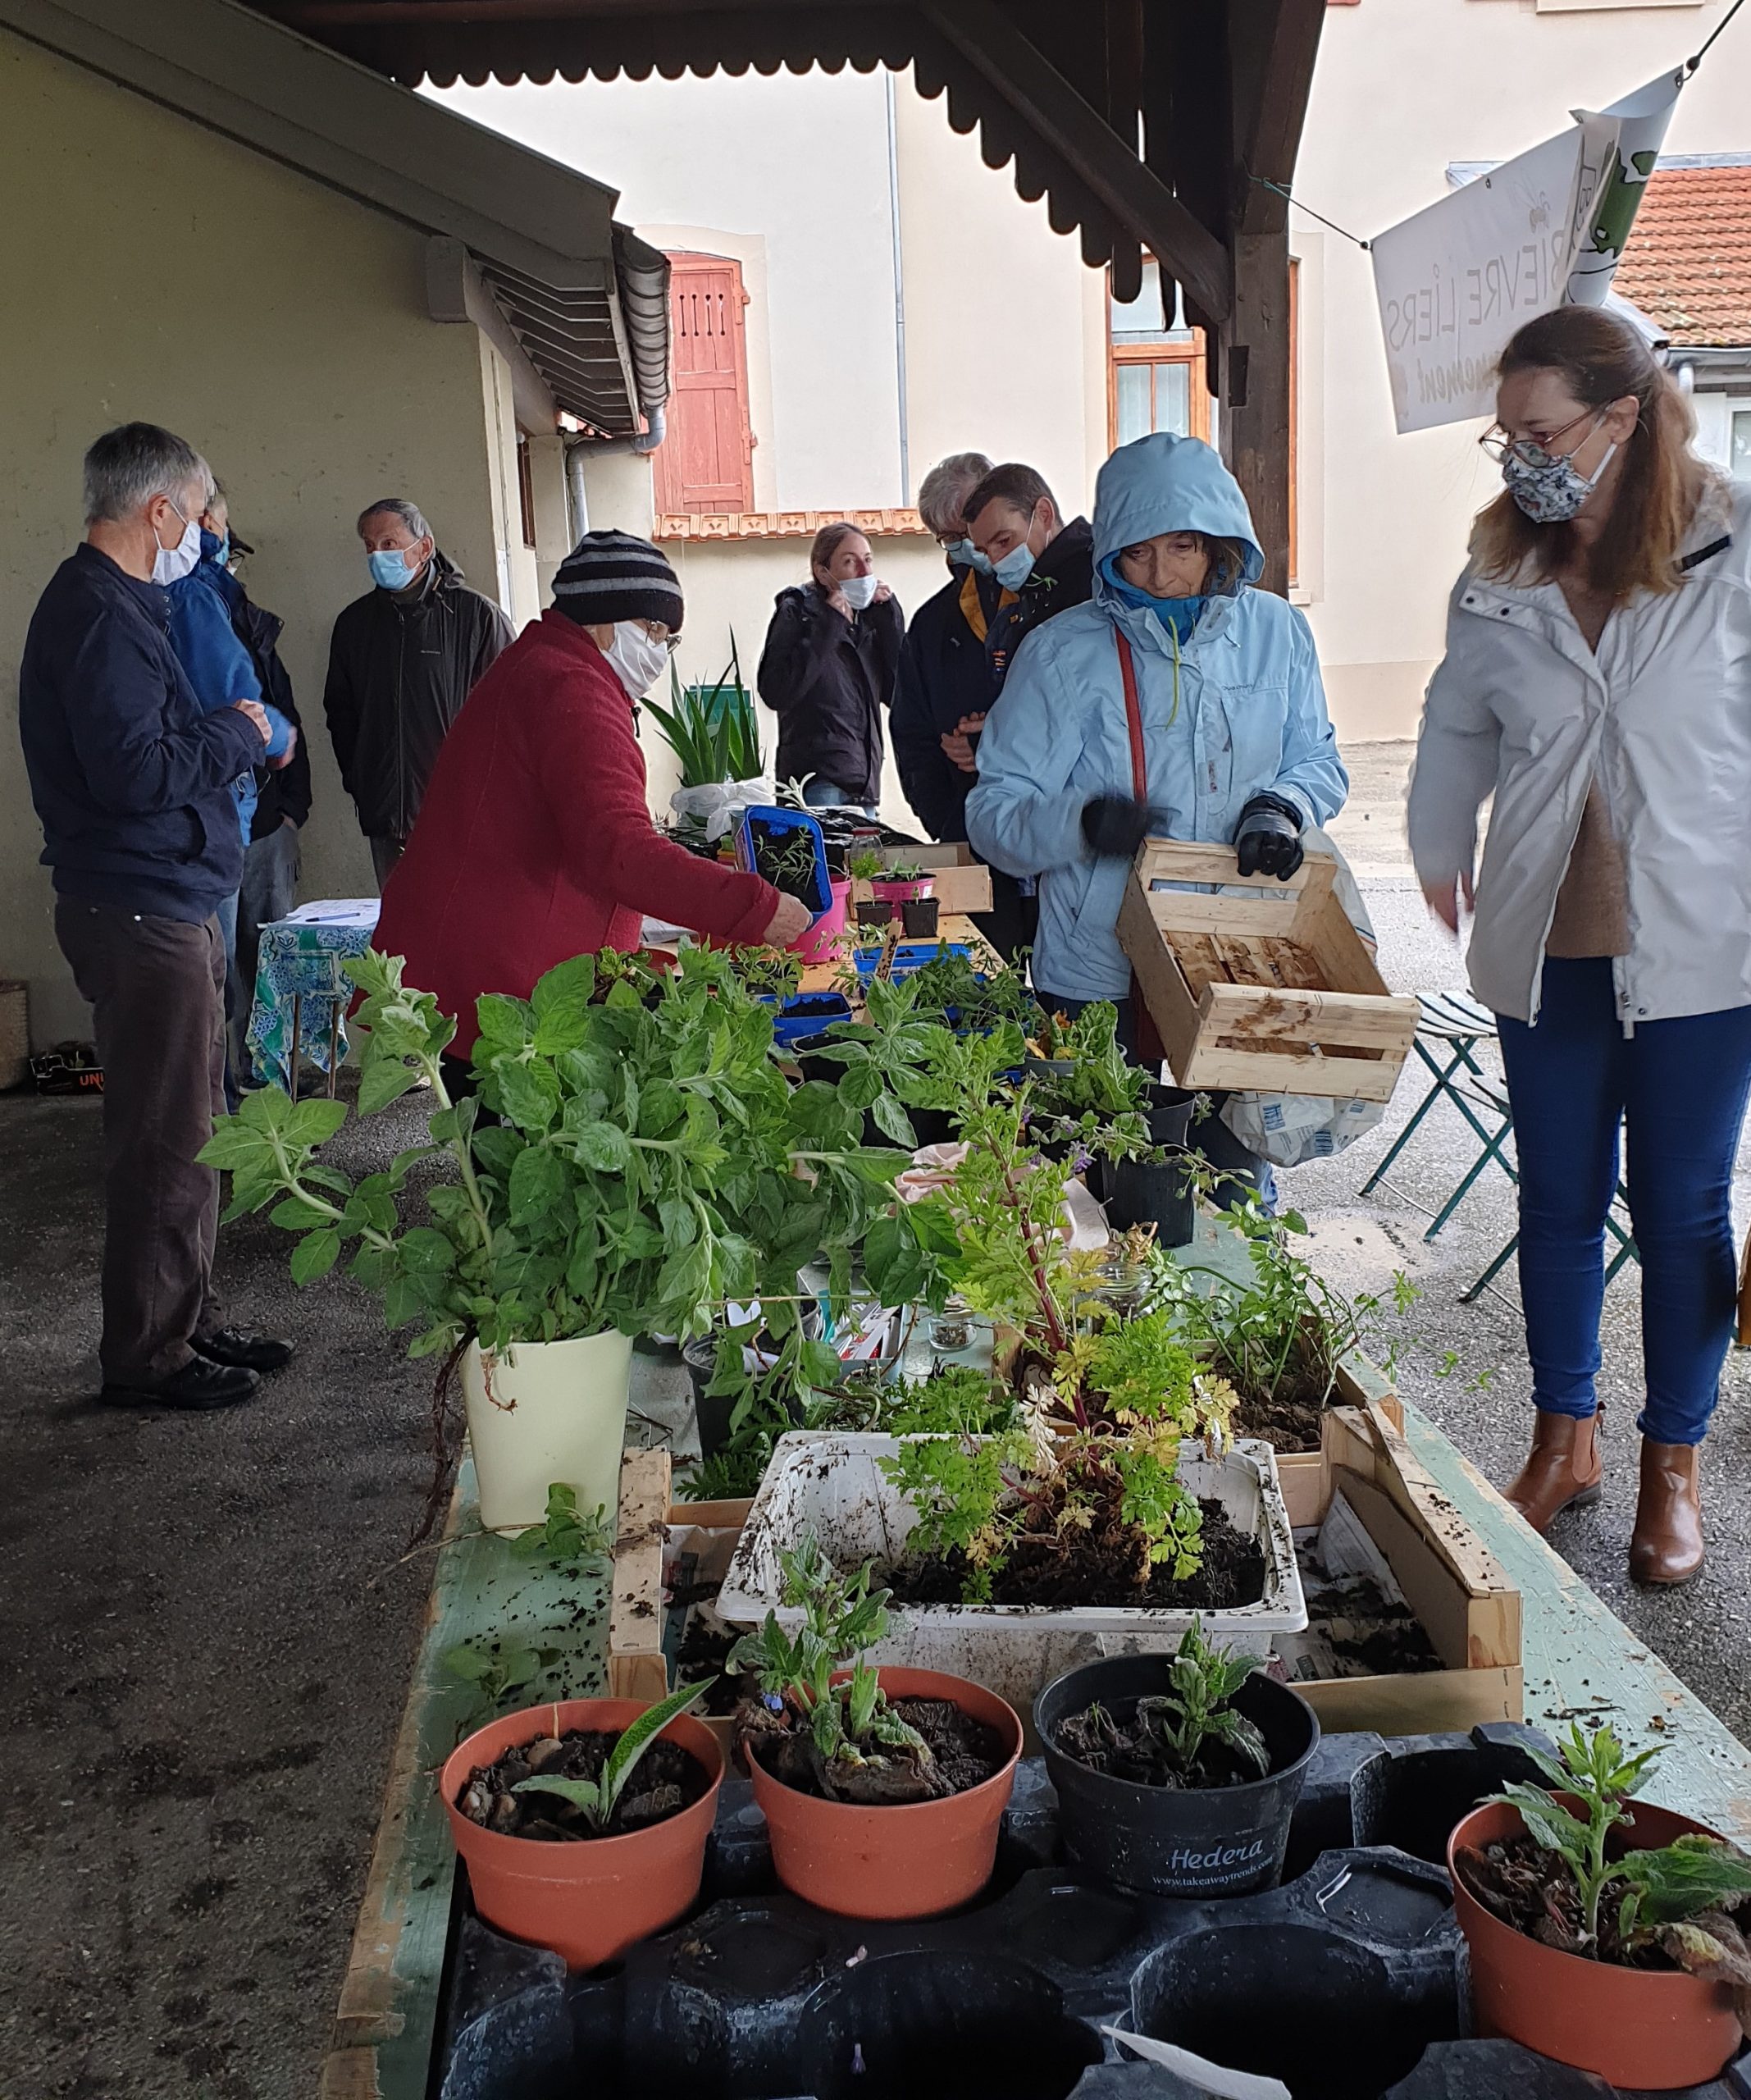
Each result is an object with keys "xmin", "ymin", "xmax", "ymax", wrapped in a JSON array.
[
  {"xmin": 0, "ymin": 31, "xmax": 515, "ymax": 1044},
  {"xmin": 1298, "ymin": 0, "xmax": 1751, "ymax": 737}
]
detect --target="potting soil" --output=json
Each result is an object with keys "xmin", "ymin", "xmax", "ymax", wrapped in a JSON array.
[
  {"xmin": 1051, "ymin": 1694, "xmax": 1274, "ymax": 1792},
  {"xmin": 887, "ymin": 1496, "xmax": 1266, "ymax": 1611},
  {"xmin": 455, "ymin": 1729, "xmax": 712, "ymax": 1841},
  {"xmin": 742, "ymin": 1693, "xmax": 1006, "ymax": 1804},
  {"xmin": 1233, "ymin": 1380, "xmax": 1333, "ymax": 1454},
  {"xmin": 1455, "ymin": 1833, "xmax": 1739, "ymax": 1970}
]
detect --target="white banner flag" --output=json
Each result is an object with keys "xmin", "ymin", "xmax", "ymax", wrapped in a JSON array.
[{"xmin": 1371, "ymin": 67, "xmax": 1683, "ymax": 433}]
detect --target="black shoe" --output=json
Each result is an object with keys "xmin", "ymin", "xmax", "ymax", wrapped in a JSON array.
[
  {"xmin": 100, "ymin": 1356, "xmax": 261, "ymax": 1410},
  {"xmin": 193, "ymin": 1326, "xmax": 294, "ymax": 1373}
]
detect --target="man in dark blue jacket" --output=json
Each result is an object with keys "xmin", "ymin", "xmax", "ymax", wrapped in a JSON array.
[
  {"xmin": 19, "ymin": 423, "xmax": 288, "ymax": 1410},
  {"xmin": 891, "ymin": 453, "xmax": 1092, "ymax": 961}
]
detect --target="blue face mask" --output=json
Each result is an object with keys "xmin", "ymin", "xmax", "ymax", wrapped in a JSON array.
[
  {"xmin": 942, "ymin": 537, "xmax": 992, "ymax": 576},
  {"xmin": 201, "ymin": 527, "xmax": 229, "ymax": 569},
  {"xmin": 369, "ymin": 546, "xmax": 420, "ymax": 591},
  {"xmin": 992, "ymin": 541, "xmax": 1036, "ymax": 590}
]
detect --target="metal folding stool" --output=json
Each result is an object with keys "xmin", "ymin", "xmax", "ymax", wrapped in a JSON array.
[{"xmin": 1361, "ymin": 993, "xmax": 1503, "ymax": 1234}]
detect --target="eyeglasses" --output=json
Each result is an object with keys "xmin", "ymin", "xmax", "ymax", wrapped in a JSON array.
[
  {"xmin": 1479, "ymin": 407, "xmax": 1599, "ymax": 469},
  {"xmin": 636, "ymin": 621, "xmax": 681, "ymax": 655}
]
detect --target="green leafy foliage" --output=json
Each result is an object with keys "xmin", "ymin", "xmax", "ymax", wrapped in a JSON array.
[
  {"xmin": 1484, "ymin": 1723, "xmax": 1751, "ymax": 1960},
  {"xmin": 880, "ymin": 1435, "xmax": 1014, "ymax": 1567},
  {"xmin": 508, "ymin": 1482, "xmax": 613, "ymax": 1568},
  {"xmin": 643, "ymin": 640, "xmax": 762, "ymax": 787},
  {"xmin": 880, "ymin": 1366, "xmax": 1018, "ymax": 1437},
  {"xmin": 1083, "ymin": 1309, "xmax": 1199, "ymax": 1431},
  {"xmin": 512, "ymin": 1680, "xmax": 714, "ymax": 1831},
  {"xmin": 1143, "ymin": 1619, "xmax": 1268, "ymax": 1777},
  {"xmin": 902, "ymin": 952, "xmax": 1043, "ymax": 1034},
  {"xmin": 201, "ymin": 945, "xmax": 921, "ymax": 1366},
  {"xmin": 445, "ymin": 1640, "xmax": 546, "ymax": 1707},
  {"xmin": 727, "ymin": 1533, "xmax": 927, "ymax": 1770},
  {"xmin": 1029, "ymin": 1001, "xmax": 1155, "ymax": 1154},
  {"xmin": 1112, "ymin": 1444, "xmax": 1205, "ymax": 1577}
]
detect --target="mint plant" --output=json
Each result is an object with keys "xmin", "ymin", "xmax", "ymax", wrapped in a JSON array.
[{"xmin": 200, "ymin": 945, "xmax": 911, "ymax": 1362}]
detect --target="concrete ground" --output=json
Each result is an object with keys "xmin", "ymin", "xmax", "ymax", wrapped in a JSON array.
[{"xmin": 2, "ymin": 742, "xmax": 1747, "ymax": 2097}]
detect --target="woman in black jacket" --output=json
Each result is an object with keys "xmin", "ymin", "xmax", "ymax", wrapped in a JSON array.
[{"xmin": 757, "ymin": 523, "xmax": 904, "ymax": 817}]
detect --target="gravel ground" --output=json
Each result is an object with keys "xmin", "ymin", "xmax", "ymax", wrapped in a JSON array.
[{"xmin": 2, "ymin": 740, "xmax": 1745, "ymax": 2096}]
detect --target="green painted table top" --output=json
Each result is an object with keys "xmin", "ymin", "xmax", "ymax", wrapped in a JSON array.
[{"xmin": 321, "ymin": 1230, "xmax": 1751, "ymax": 2097}]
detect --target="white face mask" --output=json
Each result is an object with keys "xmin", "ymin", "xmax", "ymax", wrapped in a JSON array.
[
  {"xmin": 838, "ymin": 572, "xmax": 878, "ymax": 611},
  {"xmin": 602, "ymin": 621, "xmax": 670, "ymax": 700},
  {"xmin": 153, "ymin": 505, "xmax": 203, "ymax": 587}
]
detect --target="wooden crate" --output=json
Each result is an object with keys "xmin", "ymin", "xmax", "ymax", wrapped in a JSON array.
[
  {"xmin": 870, "ymin": 841, "xmax": 992, "ymax": 917},
  {"xmin": 605, "ymin": 1447, "xmax": 673, "ymax": 1702},
  {"xmin": 664, "ymin": 1495, "xmax": 756, "ymax": 1760},
  {"xmin": 1274, "ymin": 1355, "xmax": 1404, "ymax": 1528},
  {"xmin": 1117, "ymin": 841, "xmax": 1417, "ymax": 1102},
  {"xmin": 1285, "ymin": 1404, "xmax": 1523, "ymax": 1734}
]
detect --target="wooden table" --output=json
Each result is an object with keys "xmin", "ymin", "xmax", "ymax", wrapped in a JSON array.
[{"xmin": 317, "ymin": 1232, "xmax": 1751, "ymax": 2098}]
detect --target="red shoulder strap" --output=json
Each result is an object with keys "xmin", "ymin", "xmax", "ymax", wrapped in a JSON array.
[{"xmin": 1115, "ymin": 629, "xmax": 1147, "ymax": 802}]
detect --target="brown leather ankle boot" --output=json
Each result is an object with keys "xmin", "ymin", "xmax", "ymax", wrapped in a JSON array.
[
  {"xmin": 1503, "ymin": 1409, "xmax": 1603, "ymax": 1534},
  {"xmin": 1630, "ymin": 1440, "xmax": 1704, "ymax": 1586}
]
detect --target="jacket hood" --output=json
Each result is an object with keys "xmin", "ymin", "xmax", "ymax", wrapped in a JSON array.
[{"xmin": 1091, "ymin": 434, "xmax": 1264, "ymax": 605}]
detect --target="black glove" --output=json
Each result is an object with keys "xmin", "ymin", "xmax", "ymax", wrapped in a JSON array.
[
  {"xmin": 1234, "ymin": 793, "xmax": 1305, "ymax": 880},
  {"xmin": 1081, "ymin": 795, "xmax": 1157, "ymax": 861}
]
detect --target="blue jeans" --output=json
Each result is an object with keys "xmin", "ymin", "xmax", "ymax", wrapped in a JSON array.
[
  {"xmin": 802, "ymin": 777, "xmax": 877, "ymax": 821},
  {"xmin": 1498, "ymin": 957, "xmax": 1751, "ymax": 1445}
]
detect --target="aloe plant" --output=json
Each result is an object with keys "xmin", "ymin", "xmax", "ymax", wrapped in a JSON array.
[
  {"xmin": 512, "ymin": 1680, "xmax": 714, "ymax": 1832},
  {"xmin": 644, "ymin": 637, "xmax": 763, "ymax": 786}
]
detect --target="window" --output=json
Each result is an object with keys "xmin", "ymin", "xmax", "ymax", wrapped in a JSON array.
[
  {"xmin": 1734, "ymin": 404, "xmax": 1751, "ymax": 480},
  {"xmin": 515, "ymin": 433, "xmax": 537, "ymax": 551},
  {"xmin": 1107, "ymin": 260, "xmax": 1211, "ymax": 447},
  {"xmin": 654, "ymin": 252, "xmax": 755, "ymax": 514}
]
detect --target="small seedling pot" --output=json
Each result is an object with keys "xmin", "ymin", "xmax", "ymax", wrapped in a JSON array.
[
  {"xmin": 901, "ymin": 897, "xmax": 941, "ymax": 938},
  {"xmin": 870, "ymin": 874, "xmax": 934, "ymax": 905},
  {"xmin": 443, "ymin": 1697, "xmax": 725, "ymax": 1970},
  {"xmin": 1035, "ymin": 1652, "xmax": 1319, "ymax": 1899},
  {"xmin": 855, "ymin": 898, "xmax": 896, "ymax": 928},
  {"xmin": 747, "ymin": 1666, "xmax": 1022, "ymax": 1920},
  {"xmin": 1102, "ymin": 1086, "xmax": 1199, "ymax": 1247},
  {"xmin": 791, "ymin": 878, "xmax": 850, "ymax": 964},
  {"xmin": 1448, "ymin": 1796, "xmax": 1744, "ymax": 2089}
]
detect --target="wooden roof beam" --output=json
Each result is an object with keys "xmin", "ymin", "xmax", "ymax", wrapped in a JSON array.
[
  {"xmin": 1231, "ymin": 0, "xmax": 1325, "ymax": 235},
  {"xmin": 918, "ymin": 0, "xmax": 1233, "ymax": 323}
]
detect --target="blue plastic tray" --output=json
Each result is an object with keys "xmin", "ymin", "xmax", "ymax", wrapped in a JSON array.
[{"xmin": 735, "ymin": 806, "xmax": 832, "ymax": 920}]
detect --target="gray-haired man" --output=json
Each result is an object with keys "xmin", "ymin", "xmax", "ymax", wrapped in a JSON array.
[
  {"xmin": 323, "ymin": 496, "xmax": 514, "ymax": 886},
  {"xmin": 19, "ymin": 422, "xmax": 293, "ymax": 1408}
]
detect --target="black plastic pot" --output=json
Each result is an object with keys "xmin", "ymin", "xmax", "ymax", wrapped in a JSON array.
[
  {"xmin": 1035, "ymin": 1653, "xmax": 1320, "ymax": 1899},
  {"xmin": 682, "ymin": 1335, "xmax": 736, "ymax": 1459},
  {"xmin": 1103, "ymin": 1085, "xmax": 1199, "ymax": 1246},
  {"xmin": 901, "ymin": 897, "xmax": 941, "ymax": 938}
]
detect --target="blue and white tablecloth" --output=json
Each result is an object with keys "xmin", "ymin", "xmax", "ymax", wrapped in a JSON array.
[{"xmin": 245, "ymin": 900, "xmax": 380, "ymax": 1090}]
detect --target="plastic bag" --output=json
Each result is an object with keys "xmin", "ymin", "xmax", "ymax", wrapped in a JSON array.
[{"xmin": 670, "ymin": 774, "xmax": 776, "ymax": 842}]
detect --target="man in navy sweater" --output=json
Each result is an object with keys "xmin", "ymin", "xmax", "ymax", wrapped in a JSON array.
[{"xmin": 19, "ymin": 423, "xmax": 290, "ymax": 1410}]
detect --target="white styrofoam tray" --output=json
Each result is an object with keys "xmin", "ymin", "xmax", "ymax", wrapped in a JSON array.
[{"xmin": 715, "ymin": 1432, "xmax": 1307, "ymax": 1712}]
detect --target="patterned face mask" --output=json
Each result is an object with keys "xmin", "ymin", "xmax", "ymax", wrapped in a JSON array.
[{"xmin": 1501, "ymin": 419, "xmax": 1616, "ymax": 524}]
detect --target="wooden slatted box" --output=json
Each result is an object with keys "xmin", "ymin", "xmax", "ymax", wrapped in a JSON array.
[
  {"xmin": 1117, "ymin": 841, "xmax": 1417, "ymax": 1102},
  {"xmin": 871, "ymin": 842, "xmax": 992, "ymax": 917}
]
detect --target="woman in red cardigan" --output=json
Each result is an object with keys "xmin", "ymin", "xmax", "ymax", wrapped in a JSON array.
[{"xmin": 374, "ymin": 531, "xmax": 808, "ymax": 1052}]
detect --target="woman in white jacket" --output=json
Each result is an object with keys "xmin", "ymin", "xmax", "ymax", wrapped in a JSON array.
[{"xmin": 1409, "ymin": 306, "xmax": 1751, "ymax": 1587}]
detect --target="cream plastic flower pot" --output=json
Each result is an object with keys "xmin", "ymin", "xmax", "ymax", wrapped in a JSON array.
[{"xmin": 460, "ymin": 1331, "xmax": 635, "ymax": 1536}]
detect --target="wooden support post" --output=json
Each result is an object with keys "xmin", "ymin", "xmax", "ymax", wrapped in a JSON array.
[{"xmin": 1220, "ymin": 226, "xmax": 1293, "ymax": 597}]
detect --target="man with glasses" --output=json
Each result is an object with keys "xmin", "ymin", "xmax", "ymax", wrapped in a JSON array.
[
  {"xmin": 373, "ymin": 528, "xmax": 806, "ymax": 1073},
  {"xmin": 891, "ymin": 452, "xmax": 1092, "ymax": 960},
  {"xmin": 19, "ymin": 423, "xmax": 290, "ymax": 1410}
]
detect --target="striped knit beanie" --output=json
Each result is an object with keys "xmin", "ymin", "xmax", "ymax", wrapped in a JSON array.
[{"xmin": 552, "ymin": 528, "xmax": 683, "ymax": 632}]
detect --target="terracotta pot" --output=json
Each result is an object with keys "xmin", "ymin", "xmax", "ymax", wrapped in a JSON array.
[
  {"xmin": 444, "ymin": 1697, "xmax": 724, "ymax": 1970},
  {"xmin": 1448, "ymin": 1796, "xmax": 1743, "ymax": 2089},
  {"xmin": 747, "ymin": 1666, "xmax": 1022, "ymax": 1920}
]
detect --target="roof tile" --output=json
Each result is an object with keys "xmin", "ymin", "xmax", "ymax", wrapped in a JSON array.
[{"xmin": 1614, "ymin": 163, "xmax": 1751, "ymax": 349}]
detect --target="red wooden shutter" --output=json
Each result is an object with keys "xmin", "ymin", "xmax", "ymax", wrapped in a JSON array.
[{"xmin": 653, "ymin": 253, "xmax": 755, "ymax": 514}]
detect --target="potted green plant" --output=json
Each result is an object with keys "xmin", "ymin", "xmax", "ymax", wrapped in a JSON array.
[
  {"xmin": 199, "ymin": 946, "xmax": 910, "ymax": 1534},
  {"xmin": 1448, "ymin": 1722, "xmax": 1751, "ymax": 2089},
  {"xmin": 730, "ymin": 1534, "xmax": 1021, "ymax": 1919},
  {"xmin": 1034, "ymin": 1620, "xmax": 1320, "ymax": 1898},
  {"xmin": 444, "ymin": 1682, "xmax": 721, "ymax": 1967},
  {"xmin": 870, "ymin": 861, "xmax": 935, "ymax": 906},
  {"xmin": 643, "ymin": 641, "xmax": 762, "ymax": 790}
]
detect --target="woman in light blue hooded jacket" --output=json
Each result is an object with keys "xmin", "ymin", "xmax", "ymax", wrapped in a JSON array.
[{"xmin": 966, "ymin": 432, "xmax": 1347, "ymax": 1040}]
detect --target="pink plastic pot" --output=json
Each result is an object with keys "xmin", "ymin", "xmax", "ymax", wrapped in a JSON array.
[
  {"xmin": 870, "ymin": 874, "xmax": 934, "ymax": 905},
  {"xmin": 791, "ymin": 876, "xmax": 850, "ymax": 963}
]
